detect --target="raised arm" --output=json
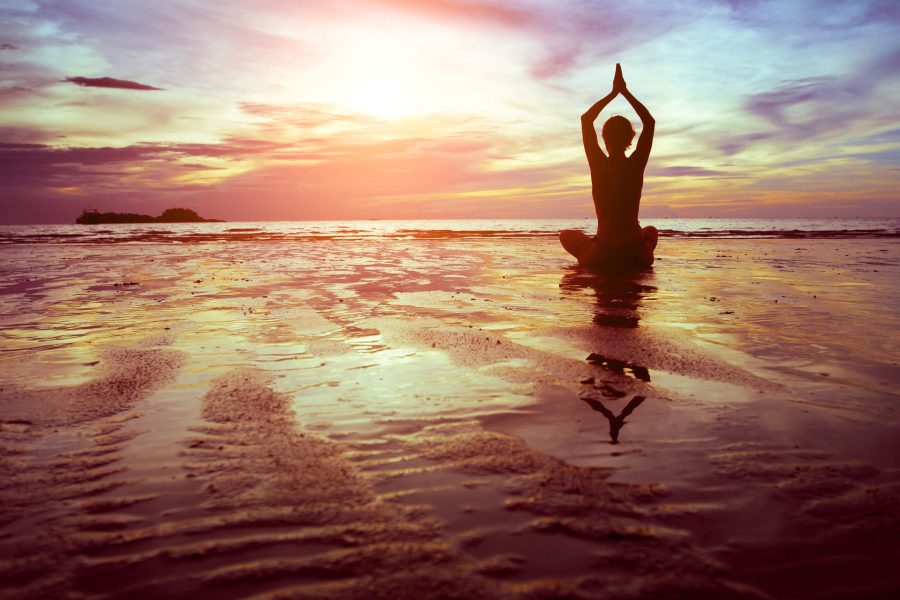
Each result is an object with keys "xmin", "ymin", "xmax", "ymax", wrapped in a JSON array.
[
  {"xmin": 619, "ymin": 82, "xmax": 655, "ymax": 165},
  {"xmin": 582, "ymin": 90, "xmax": 616, "ymax": 165}
]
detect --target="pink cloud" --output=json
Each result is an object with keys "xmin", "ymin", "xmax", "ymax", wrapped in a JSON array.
[
  {"xmin": 370, "ymin": 0, "xmax": 685, "ymax": 79},
  {"xmin": 372, "ymin": 0, "xmax": 533, "ymax": 28}
]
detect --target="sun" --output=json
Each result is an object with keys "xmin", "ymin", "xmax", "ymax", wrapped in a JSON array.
[
  {"xmin": 326, "ymin": 23, "xmax": 424, "ymax": 121},
  {"xmin": 339, "ymin": 72, "xmax": 417, "ymax": 120}
]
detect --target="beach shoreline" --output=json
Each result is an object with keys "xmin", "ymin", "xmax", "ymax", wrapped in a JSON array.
[{"xmin": 2, "ymin": 235, "xmax": 898, "ymax": 598}]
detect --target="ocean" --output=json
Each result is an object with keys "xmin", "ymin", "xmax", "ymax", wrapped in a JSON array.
[{"xmin": 1, "ymin": 217, "xmax": 898, "ymax": 244}]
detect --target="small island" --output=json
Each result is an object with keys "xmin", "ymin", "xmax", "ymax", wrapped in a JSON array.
[{"xmin": 76, "ymin": 207, "xmax": 223, "ymax": 224}]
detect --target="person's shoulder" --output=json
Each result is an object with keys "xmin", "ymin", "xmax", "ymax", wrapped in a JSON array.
[{"xmin": 628, "ymin": 151, "xmax": 650, "ymax": 167}]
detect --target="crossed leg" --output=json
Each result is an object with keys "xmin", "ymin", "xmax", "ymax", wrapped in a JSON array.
[
  {"xmin": 559, "ymin": 229, "xmax": 593, "ymax": 261},
  {"xmin": 639, "ymin": 225, "xmax": 658, "ymax": 266},
  {"xmin": 559, "ymin": 226, "xmax": 659, "ymax": 268}
]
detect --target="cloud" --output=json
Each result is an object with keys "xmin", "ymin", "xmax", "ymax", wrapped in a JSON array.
[
  {"xmin": 0, "ymin": 86, "xmax": 40, "ymax": 100},
  {"xmin": 373, "ymin": 0, "xmax": 532, "ymax": 28},
  {"xmin": 238, "ymin": 102, "xmax": 375, "ymax": 131},
  {"xmin": 863, "ymin": 0, "xmax": 900, "ymax": 23},
  {"xmin": 648, "ymin": 165, "xmax": 739, "ymax": 178},
  {"xmin": 0, "ymin": 43, "xmax": 17, "ymax": 50},
  {"xmin": 371, "ymin": 0, "xmax": 686, "ymax": 80},
  {"xmin": 0, "ymin": 143, "xmax": 166, "ymax": 188},
  {"xmin": 847, "ymin": 127, "xmax": 900, "ymax": 146},
  {"xmin": 743, "ymin": 76, "xmax": 859, "ymax": 135},
  {"xmin": 721, "ymin": 0, "xmax": 900, "ymax": 28},
  {"xmin": 0, "ymin": 137, "xmax": 297, "ymax": 185},
  {"xmin": 0, "ymin": 102, "xmax": 573, "ymax": 222},
  {"xmin": 0, "ymin": 100, "xmax": 402, "ymax": 191},
  {"xmin": 711, "ymin": 46, "xmax": 900, "ymax": 156},
  {"xmin": 0, "ymin": 125, "xmax": 56, "ymax": 144},
  {"xmin": 749, "ymin": 47, "xmax": 900, "ymax": 127},
  {"xmin": 64, "ymin": 76, "xmax": 163, "ymax": 91}
]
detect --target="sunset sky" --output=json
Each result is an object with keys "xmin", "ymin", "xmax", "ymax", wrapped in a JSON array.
[{"xmin": 1, "ymin": 0, "xmax": 899, "ymax": 223}]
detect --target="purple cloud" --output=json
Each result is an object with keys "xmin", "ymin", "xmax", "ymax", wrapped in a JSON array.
[
  {"xmin": 0, "ymin": 43, "xmax": 17, "ymax": 50},
  {"xmin": 0, "ymin": 138, "xmax": 292, "ymax": 178},
  {"xmin": 64, "ymin": 76, "xmax": 163, "ymax": 91},
  {"xmin": 0, "ymin": 126, "xmax": 56, "ymax": 145},
  {"xmin": 713, "ymin": 47, "xmax": 900, "ymax": 156},
  {"xmin": 744, "ymin": 76, "xmax": 858, "ymax": 130},
  {"xmin": 863, "ymin": 0, "xmax": 900, "ymax": 23}
]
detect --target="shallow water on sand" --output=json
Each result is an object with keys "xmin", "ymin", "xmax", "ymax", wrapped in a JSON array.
[
  {"xmin": 1, "ymin": 217, "xmax": 898, "ymax": 244},
  {"xmin": 1, "ymin": 237, "xmax": 898, "ymax": 599}
]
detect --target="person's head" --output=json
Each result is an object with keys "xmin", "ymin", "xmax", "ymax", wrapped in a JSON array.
[{"xmin": 602, "ymin": 115, "xmax": 635, "ymax": 154}]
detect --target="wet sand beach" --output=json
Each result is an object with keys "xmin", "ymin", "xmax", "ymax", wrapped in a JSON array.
[{"xmin": 1, "ymin": 233, "xmax": 899, "ymax": 599}]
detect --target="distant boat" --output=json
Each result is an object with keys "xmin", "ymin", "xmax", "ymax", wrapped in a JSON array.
[{"xmin": 76, "ymin": 207, "xmax": 223, "ymax": 224}]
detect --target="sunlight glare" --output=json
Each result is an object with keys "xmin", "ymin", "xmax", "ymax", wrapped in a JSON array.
[{"xmin": 339, "ymin": 72, "xmax": 417, "ymax": 120}]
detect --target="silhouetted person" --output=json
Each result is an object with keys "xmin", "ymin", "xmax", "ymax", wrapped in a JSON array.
[{"xmin": 560, "ymin": 64, "xmax": 658, "ymax": 269}]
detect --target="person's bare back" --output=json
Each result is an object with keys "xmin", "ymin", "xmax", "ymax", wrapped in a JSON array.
[{"xmin": 560, "ymin": 64, "xmax": 658, "ymax": 269}]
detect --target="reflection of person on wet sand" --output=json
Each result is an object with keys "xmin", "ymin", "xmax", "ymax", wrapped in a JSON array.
[
  {"xmin": 560, "ymin": 63, "xmax": 658, "ymax": 269},
  {"xmin": 581, "ymin": 395, "xmax": 645, "ymax": 444},
  {"xmin": 560, "ymin": 268, "xmax": 656, "ymax": 329}
]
